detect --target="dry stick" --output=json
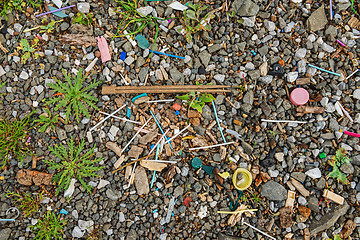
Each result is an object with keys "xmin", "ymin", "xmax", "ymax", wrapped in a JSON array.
[
  {"xmin": 189, "ymin": 142, "xmax": 235, "ymax": 151},
  {"xmin": 128, "ymin": 162, "xmax": 137, "ymax": 188},
  {"xmin": 131, "ymin": 159, "xmax": 178, "ymax": 164},
  {"xmin": 164, "ymin": 124, "xmax": 191, "ymax": 144},
  {"xmin": 120, "ymin": 118, "xmax": 152, "ymax": 156},
  {"xmin": 99, "ymin": 111, "xmax": 142, "ymax": 124},
  {"xmin": 146, "ymin": 99, "xmax": 175, "ymax": 103},
  {"xmin": 112, "ymin": 154, "xmax": 156, "ymax": 174},
  {"xmin": 89, "ymin": 105, "xmax": 126, "ymax": 132}
]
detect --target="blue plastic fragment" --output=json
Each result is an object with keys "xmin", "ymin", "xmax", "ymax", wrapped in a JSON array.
[
  {"xmin": 60, "ymin": 209, "xmax": 68, "ymax": 215},
  {"xmin": 132, "ymin": 93, "xmax": 148, "ymax": 103},
  {"xmin": 126, "ymin": 107, "xmax": 131, "ymax": 118},
  {"xmin": 153, "ymin": 209, "xmax": 158, "ymax": 213},
  {"xmin": 150, "ymin": 144, "xmax": 155, "ymax": 150},
  {"xmin": 120, "ymin": 51, "xmax": 126, "ymax": 61},
  {"xmin": 175, "ymin": 110, "xmax": 179, "ymax": 115},
  {"xmin": 48, "ymin": 6, "xmax": 68, "ymax": 18},
  {"xmin": 251, "ymin": 50, "xmax": 256, "ymax": 56}
]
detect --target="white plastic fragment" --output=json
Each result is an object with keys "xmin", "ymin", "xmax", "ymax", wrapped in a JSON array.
[
  {"xmin": 160, "ymin": 197, "xmax": 176, "ymax": 225},
  {"xmin": 198, "ymin": 206, "xmax": 207, "ymax": 219},
  {"xmin": 64, "ymin": 178, "xmax": 77, "ymax": 198},
  {"xmin": 0, "ymin": 66, "xmax": 5, "ymax": 77},
  {"xmin": 85, "ymin": 58, "xmax": 98, "ymax": 72},
  {"xmin": 123, "ymin": 30, "xmax": 137, "ymax": 47}
]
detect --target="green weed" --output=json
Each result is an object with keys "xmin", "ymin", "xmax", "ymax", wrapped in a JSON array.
[
  {"xmin": 30, "ymin": 211, "xmax": 67, "ymax": 240},
  {"xmin": 72, "ymin": 12, "xmax": 94, "ymax": 26},
  {"xmin": 175, "ymin": 3, "xmax": 215, "ymax": 43},
  {"xmin": 40, "ymin": 19, "xmax": 63, "ymax": 34},
  {"xmin": 44, "ymin": 138, "xmax": 104, "ymax": 195},
  {"xmin": 34, "ymin": 108, "xmax": 59, "ymax": 133},
  {"xmin": 250, "ymin": 192, "xmax": 261, "ymax": 203},
  {"xmin": 328, "ymin": 148, "xmax": 352, "ymax": 184},
  {"xmin": 0, "ymin": 112, "xmax": 34, "ymax": 168},
  {"xmin": 45, "ymin": 68, "xmax": 102, "ymax": 123},
  {"xmin": 16, "ymin": 38, "xmax": 39, "ymax": 64},
  {"xmin": 6, "ymin": 191, "xmax": 44, "ymax": 217},
  {"xmin": 0, "ymin": 0, "xmax": 43, "ymax": 19}
]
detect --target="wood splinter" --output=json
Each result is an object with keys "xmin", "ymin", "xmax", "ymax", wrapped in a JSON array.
[{"xmin": 296, "ymin": 106, "xmax": 324, "ymax": 116}]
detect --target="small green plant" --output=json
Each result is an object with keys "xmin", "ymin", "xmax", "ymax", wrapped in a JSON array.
[
  {"xmin": 326, "ymin": 235, "xmax": 342, "ymax": 240},
  {"xmin": 6, "ymin": 191, "xmax": 43, "ymax": 217},
  {"xmin": 177, "ymin": 90, "xmax": 215, "ymax": 113},
  {"xmin": 175, "ymin": 3, "xmax": 215, "ymax": 43},
  {"xmin": 240, "ymin": 194, "xmax": 248, "ymax": 202},
  {"xmin": 0, "ymin": 112, "xmax": 33, "ymax": 168},
  {"xmin": 250, "ymin": 192, "xmax": 261, "ymax": 203},
  {"xmin": 30, "ymin": 211, "xmax": 67, "ymax": 240},
  {"xmin": 328, "ymin": 148, "xmax": 352, "ymax": 184},
  {"xmin": 44, "ymin": 138, "xmax": 104, "ymax": 195},
  {"xmin": 114, "ymin": 0, "xmax": 167, "ymax": 52},
  {"xmin": 45, "ymin": 68, "xmax": 102, "ymax": 123},
  {"xmin": 40, "ymin": 19, "xmax": 63, "ymax": 33},
  {"xmin": 72, "ymin": 12, "xmax": 94, "ymax": 26},
  {"xmin": 16, "ymin": 38, "xmax": 39, "ymax": 64},
  {"xmin": 34, "ymin": 108, "xmax": 59, "ymax": 133},
  {"xmin": 86, "ymin": 226, "xmax": 101, "ymax": 240},
  {"xmin": 0, "ymin": 0, "xmax": 43, "ymax": 19}
]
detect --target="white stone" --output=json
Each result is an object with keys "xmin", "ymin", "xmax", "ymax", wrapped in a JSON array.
[
  {"xmin": 322, "ymin": 43, "xmax": 335, "ymax": 53},
  {"xmin": 44, "ymin": 50, "xmax": 53, "ymax": 56},
  {"xmin": 31, "ymin": 219, "xmax": 38, "ymax": 225},
  {"xmin": 6, "ymin": 87, "xmax": 12, "ymax": 92},
  {"xmin": 287, "ymin": 72, "xmax": 298, "ymax": 83},
  {"xmin": 198, "ymin": 206, "xmax": 207, "ymax": 219},
  {"xmin": 64, "ymin": 178, "xmax": 77, "ymax": 198},
  {"xmin": 264, "ymin": 20, "xmax": 276, "ymax": 31},
  {"xmin": 19, "ymin": 71, "xmax": 29, "ymax": 80},
  {"xmin": 245, "ymin": 62, "xmax": 255, "ymax": 70},
  {"xmin": 184, "ymin": 55, "xmax": 191, "ymax": 64},
  {"xmin": 183, "ymin": 68, "xmax": 191, "ymax": 76},
  {"xmin": 325, "ymin": 103, "xmax": 336, "ymax": 113},
  {"xmin": 34, "ymin": 85, "xmax": 44, "ymax": 94},
  {"xmin": 13, "ymin": 56, "xmax": 21, "ymax": 63},
  {"xmin": 98, "ymin": 179, "xmax": 110, "ymax": 189},
  {"xmin": 119, "ymin": 212, "xmax": 126, "ymax": 222},
  {"xmin": 124, "ymin": 56, "xmax": 135, "ymax": 65},
  {"xmin": 137, "ymin": 6, "xmax": 154, "ymax": 16},
  {"xmin": 33, "ymin": 101, "xmax": 39, "ymax": 107},
  {"xmin": 78, "ymin": 220, "xmax": 94, "ymax": 232},
  {"xmin": 106, "ymin": 229, "xmax": 113, "ymax": 235},
  {"xmin": 269, "ymin": 169, "xmax": 279, "ymax": 178},
  {"xmin": 72, "ymin": 210, "xmax": 79, "ymax": 219},
  {"xmin": 72, "ymin": 226, "xmax": 85, "ymax": 238},
  {"xmin": 260, "ymin": 75, "xmax": 273, "ymax": 84},
  {"xmin": 242, "ymin": 17, "xmax": 255, "ymax": 27},
  {"xmin": 275, "ymin": 152, "xmax": 284, "ymax": 162},
  {"xmin": 109, "ymin": 125, "xmax": 119, "ymax": 137},
  {"xmin": 210, "ymin": 201, "xmax": 217, "ymax": 208},
  {"xmin": 298, "ymin": 222, "xmax": 306, "ymax": 229},
  {"xmin": 353, "ymin": 89, "xmax": 360, "ymax": 100},
  {"xmin": 77, "ymin": 2, "xmax": 90, "ymax": 14},
  {"xmin": 214, "ymin": 74, "xmax": 225, "ymax": 82},
  {"xmin": 305, "ymin": 168, "xmax": 321, "ymax": 179},
  {"xmin": 355, "ymin": 217, "xmax": 360, "ymax": 226},
  {"xmin": 295, "ymin": 48, "xmax": 307, "ymax": 59},
  {"xmin": 109, "ymin": 7, "xmax": 116, "ymax": 17}
]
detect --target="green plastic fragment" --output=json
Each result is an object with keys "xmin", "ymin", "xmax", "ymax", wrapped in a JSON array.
[
  {"xmin": 191, "ymin": 157, "xmax": 214, "ymax": 175},
  {"xmin": 135, "ymin": 34, "xmax": 150, "ymax": 49},
  {"xmin": 319, "ymin": 152, "xmax": 326, "ymax": 159},
  {"xmin": 48, "ymin": 6, "xmax": 69, "ymax": 18}
]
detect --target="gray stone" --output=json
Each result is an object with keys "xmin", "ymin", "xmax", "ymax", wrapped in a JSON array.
[
  {"xmin": 173, "ymin": 186, "xmax": 184, "ymax": 197},
  {"xmin": 56, "ymin": 127, "xmax": 67, "ymax": 141},
  {"xmin": 97, "ymin": 180, "xmax": 110, "ymax": 189},
  {"xmin": 126, "ymin": 229, "xmax": 138, "ymax": 240},
  {"xmin": 291, "ymin": 172, "xmax": 306, "ymax": 182},
  {"xmin": 232, "ymin": 0, "xmax": 259, "ymax": 17},
  {"xmin": 214, "ymin": 74, "xmax": 225, "ymax": 82},
  {"xmin": 106, "ymin": 188, "xmax": 121, "ymax": 201},
  {"xmin": 308, "ymin": 197, "xmax": 320, "ymax": 213},
  {"xmin": 353, "ymin": 89, "xmax": 360, "ymax": 100},
  {"xmin": 264, "ymin": 20, "xmax": 275, "ymax": 31},
  {"xmin": 0, "ymin": 228, "xmax": 11, "ymax": 240},
  {"xmin": 60, "ymin": 22, "xmax": 70, "ymax": 31},
  {"xmin": 241, "ymin": 141, "xmax": 253, "ymax": 154},
  {"xmin": 340, "ymin": 163, "xmax": 354, "ymax": 174},
  {"xmin": 169, "ymin": 68, "xmax": 183, "ymax": 82},
  {"xmin": 199, "ymin": 51, "xmax": 211, "ymax": 66},
  {"xmin": 260, "ymin": 180, "xmax": 287, "ymax": 201},
  {"xmin": 218, "ymin": 233, "xmax": 242, "ymax": 240},
  {"xmin": 305, "ymin": 168, "xmax": 322, "ymax": 179},
  {"xmin": 306, "ymin": 5, "xmax": 328, "ymax": 32},
  {"xmin": 77, "ymin": 2, "xmax": 90, "ymax": 13},
  {"xmin": 119, "ymin": 212, "xmax": 126, "ymax": 222},
  {"xmin": 329, "ymin": 118, "xmax": 340, "ymax": 131},
  {"xmin": 295, "ymin": 48, "xmax": 307, "ymax": 59},
  {"xmin": 310, "ymin": 202, "xmax": 349, "ymax": 236},
  {"xmin": 137, "ymin": 6, "xmax": 154, "ymax": 16},
  {"xmin": 208, "ymin": 44, "xmax": 222, "ymax": 53},
  {"xmin": 325, "ymin": 25, "xmax": 338, "ymax": 35}
]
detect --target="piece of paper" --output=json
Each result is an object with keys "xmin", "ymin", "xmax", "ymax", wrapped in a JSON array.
[
  {"xmin": 97, "ymin": 36, "xmax": 111, "ymax": 63},
  {"xmin": 168, "ymin": 1, "xmax": 188, "ymax": 11},
  {"xmin": 48, "ymin": 6, "xmax": 68, "ymax": 18}
]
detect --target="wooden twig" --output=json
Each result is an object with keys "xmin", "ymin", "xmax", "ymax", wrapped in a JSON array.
[{"xmin": 112, "ymin": 154, "xmax": 155, "ymax": 174}]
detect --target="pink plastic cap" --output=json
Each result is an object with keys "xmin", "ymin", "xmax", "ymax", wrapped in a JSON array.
[{"xmin": 290, "ymin": 88, "xmax": 309, "ymax": 106}]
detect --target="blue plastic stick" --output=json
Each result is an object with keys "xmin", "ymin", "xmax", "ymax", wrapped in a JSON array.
[
  {"xmin": 150, "ymin": 144, "xmax": 160, "ymax": 188},
  {"xmin": 149, "ymin": 50, "xmax": 185, "ymax": 60},
  {"xmin": 132, "ymin": 93, "xmax": 148, "ymax": 102},
  {"xmin": 308, "ymin": 64, "xmax": 341, "ymax": 76},
  {"xmin": 212, "ymin": 101, "xmax": 226, "ymax": 143},
  {"xmin": 150, "ymin": 110, "xmax": 173, "ymax": 150}
]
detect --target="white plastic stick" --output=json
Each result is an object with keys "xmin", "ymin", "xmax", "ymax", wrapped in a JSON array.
[
  {"xmin": 146, "ymin": 99, "xmax": 175, "ymax": 103},
  {"xmin": 144, "ymin": 129, "xmax": 170, "ymax": 160},
  {"xmin": 99, "ymin": 111, "xmax": 141, "ymax": 124},
  {"xmin": 261, "ymin": 119, "xmax": 307, "ymax": 124},
  {"xmin": 120, "ymin": 118, "xmax": 151, "ymax": 155},
  {"xmin": 131, "ymin": 159, "xmax": 178, "ymax": 164},
  {"xmin": 90, "ymin": 105, "xmax": 126, "ymax": 132},
  {"xmin": 189, "ymin": 142, "xmax": 235, "ymax": 151},
  {"xmin": 337, "ymin": 102, "xmax": 354, "ymax": 122},
  {"xmin": 127, "ymin": 162, "xmax": 137, "ymax": 188},
  {"xmin": 346, "ymin": 69, "xmax": 359, "ymax": 80},
  {"xmin": 164, "ymin": 124, "xmax": 191, "ymax": 144},
  {"xmin": 242, "ymin": 219, "xmax": 276, "ymax": 240}
]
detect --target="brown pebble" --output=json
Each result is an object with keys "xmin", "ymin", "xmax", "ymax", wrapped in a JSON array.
[
  {"xmin": 95, "ymin": 51, "xmax": 101, "ymax": 58},
  {"xmin": 14, "ymin": 32, "xmax": 20, "ymax": 36}
]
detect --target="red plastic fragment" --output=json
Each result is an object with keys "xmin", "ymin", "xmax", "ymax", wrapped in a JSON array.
[
  {"xmin": 172, "ymin": 103, "xmax": 181, "ymax": 111},
  {"xmin": 183, "ymin": 196, "xmax": 192, "ymax": 207}
]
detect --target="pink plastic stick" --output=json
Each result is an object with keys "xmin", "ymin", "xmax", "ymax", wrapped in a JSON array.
[
  {"xmin": 97, "ymin": 36, "xmax": 111, "ymax": 63},
  {"xmin": 344, "ymin": 131, "xmax": 360, "ymax": 138}
]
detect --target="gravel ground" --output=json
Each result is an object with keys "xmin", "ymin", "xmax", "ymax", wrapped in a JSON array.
[{"xmin": 1, "ymin": 0, "xmax": 360, "ymax": 239}]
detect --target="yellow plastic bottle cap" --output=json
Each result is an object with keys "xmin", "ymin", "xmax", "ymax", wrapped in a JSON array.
[{"xmin": 232, "ymin": 168, "xmax": 252, "ymax": 191}]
